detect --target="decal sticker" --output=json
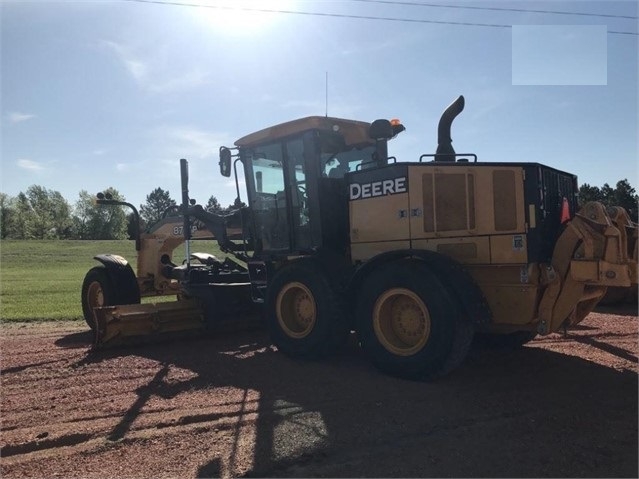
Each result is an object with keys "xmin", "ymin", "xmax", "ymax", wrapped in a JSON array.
[
  {"xmin": 349, "ymin": 176, "xmax": 407, "ymax": 200},
  {"xmin": 520, "ymin": 265, "xmax": 529, "ymax": 284},
  {"xmin": 173, "ymin": 225, "xmax": 198, "ymax": 236},
  {"xmin": 513, "ymin": 234, "xmax": 524, "ymax": 251}
]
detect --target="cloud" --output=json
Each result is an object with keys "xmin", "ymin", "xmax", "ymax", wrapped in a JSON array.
[
  {"xmin": 115, "ymin": 163, "xmax": 130, "ymax": 172},
  {"xmin": 102, "ymin": 40, "xmax": 149, "ymax": 83},
  {"xmin": 226, "ymin": 178, "xmax": 245, "ymax": 189},
  {"xmin": 161, "ymin": 126, "xmax": 232, "ymax": 159},
  {"xmin": 8, "ymin": 112, "xmax": 35, "ymax": 123},
  {"xmin": 149, "ymin": 69, "xmax": 209, "ymax": 94},
  {"xmin": 125, "ymin": 59, "xmax": 148, "ymax": 83},
  {"xmin": 102, "ymin": 40, "xmax": 208, "ymax": 94},
  {"xmin": 17, "ymin": 159, "xmax": 45, "ymax": 171}
]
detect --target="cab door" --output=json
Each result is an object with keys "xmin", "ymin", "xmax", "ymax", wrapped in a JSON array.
[
  {"xmin": 284, "ymin": 136, "xmax": 315, "ymax": 252},
  {"xmin": 245, "ymin": 142, "xmax": 291, "ymax": 253}
]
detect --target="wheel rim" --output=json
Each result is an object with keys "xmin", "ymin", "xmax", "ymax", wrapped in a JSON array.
[
  {"xmin": 276, "ymin": 282, "xmax": 316, "ymax": 339},
  {"xmin": 373, "ymin": 288, "xmax": 431, "ymax": 356},
  {"xmin": 86, "ymin": 281, "xmax": 105, "ymax": 310}
]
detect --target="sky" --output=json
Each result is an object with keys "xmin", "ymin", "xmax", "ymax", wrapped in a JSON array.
[{"xmin": 1, "ymin": 0, "xmax": 638, "ymax": 211}]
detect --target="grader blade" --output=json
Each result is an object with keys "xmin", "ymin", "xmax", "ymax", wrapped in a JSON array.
[{"xmin": 93, "ymin": 299, "xmax": 205, "ymax": 349}]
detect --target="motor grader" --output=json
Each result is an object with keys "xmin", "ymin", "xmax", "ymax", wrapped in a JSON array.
[
  {"xmin": 82, "ymin": 95, "xmax": 638, "ymax": 379},
  {"xmin": 81, "ymin": 194, "xmax": 252, "ymax": 341}
]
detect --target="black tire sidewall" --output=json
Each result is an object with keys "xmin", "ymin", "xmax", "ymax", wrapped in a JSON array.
[
  {"xmin": 266, "ymin": 261, "xmax": 346, "ymax": 358},
  {"xmin": 356, "ymin": 260, "xmax": 458, "ymax": 378},
  {"xmin": 81, "ymin": 267, "xmax": 116, "ymax": 329}
]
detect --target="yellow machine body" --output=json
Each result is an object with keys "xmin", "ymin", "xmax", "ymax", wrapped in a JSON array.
[{"xmin": 349, "ymin": 162, "xmax": 636, "ymax": 336}]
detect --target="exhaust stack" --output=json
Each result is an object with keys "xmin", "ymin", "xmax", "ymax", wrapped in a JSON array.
[{"xmin": 435, "ymin": 95, "xmax": 465, "ymax": 162}]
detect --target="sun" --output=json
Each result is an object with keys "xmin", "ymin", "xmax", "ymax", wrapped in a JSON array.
[{"xmin": 192, "ymin": 0, "xmax": 292, "ymax": 34}]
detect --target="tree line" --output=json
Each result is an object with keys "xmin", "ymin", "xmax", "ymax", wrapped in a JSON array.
[
  {"xmin": 0, "ymin": 186, "xmax": 242, "ymax": 240},
  {"xmin": 0, "ymin": 179, "xmax": 636, "ymax": 240},
  {"xmin": 575, "ymin": 179, "xmax": 638, "ymax": 222}
]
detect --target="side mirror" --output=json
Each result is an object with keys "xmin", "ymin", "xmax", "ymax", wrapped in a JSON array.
[{"xmin": 219, "ymin": 147, "xmax": 232, "ymax": 177}]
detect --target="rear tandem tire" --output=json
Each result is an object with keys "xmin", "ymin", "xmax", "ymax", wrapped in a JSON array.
[
  {"xmin": 266, "ymin": 261, "xmax": 349, "ymax": 359},
  {"xmin": 81, "ymin": 267, "xmax": 116, "ymax": 330},
  {"xmin": 355, "ymin": 260, "xmax": 474, "ymax": 380}
]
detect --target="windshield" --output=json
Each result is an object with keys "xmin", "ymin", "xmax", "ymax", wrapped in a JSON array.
[
  {"xmin": 252, "ymin": 155, "xmax": 284, "ymax": 196},
  {"xmin": 321, "ymin": 145, "xmax": 377, "ymax": 179},
  {"xmin": 244, "ymin": 143, "xmax": 290, "ymax": 251}
]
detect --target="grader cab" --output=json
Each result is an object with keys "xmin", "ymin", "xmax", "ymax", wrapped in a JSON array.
[{"xmin": 82, "ymin": 96, "xmax": 637, "ymax": 379}]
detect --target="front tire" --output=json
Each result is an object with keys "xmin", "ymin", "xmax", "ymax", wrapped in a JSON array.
[
  {"xmin": 356, "ymin": 260, "xmax": 474, "ymax": 380},
  {"xmin": 81, "ymin": 267, "xmax": 116, "ymax": 330},
  {"xmin": 266, "ymin": 261, "xmax": 349, "ymax": 359}
]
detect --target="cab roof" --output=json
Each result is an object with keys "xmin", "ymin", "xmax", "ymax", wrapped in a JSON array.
[{"xmin": 234, "ymin": 116, "xmax": 373, "ymax": 148}]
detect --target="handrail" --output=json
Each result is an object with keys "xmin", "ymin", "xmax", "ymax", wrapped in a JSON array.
[{"xmin": 419, "ymin": 153, "xmax": 478, "ymax": 163}]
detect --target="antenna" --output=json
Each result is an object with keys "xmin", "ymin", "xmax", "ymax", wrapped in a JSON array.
[{"xmin": 325, "ymin": 71, "xmax": 328, "ymax": 117}]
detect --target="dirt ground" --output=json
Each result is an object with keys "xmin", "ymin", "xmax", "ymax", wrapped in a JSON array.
[{"xmin": 1, "ymin": 306, "xmax": 637, "ymax": 478}]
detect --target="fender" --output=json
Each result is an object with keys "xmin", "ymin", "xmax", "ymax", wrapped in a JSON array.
[
  {"xmin": 93, "ymin": 254, "xmax": 141, "ymax": 305},
  {"xmin": 271, "ymin": 251, "xmax": 353, "ymax": 293},
  {"xmin": 349, "ymin": 249, "xmax": 491, "ymax": 325}
]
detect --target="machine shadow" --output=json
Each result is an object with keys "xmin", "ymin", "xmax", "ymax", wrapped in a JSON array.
[
  {"xmin": 55, "ymin": 330, "xmax": 93, "ymax": 349},
  {"xmin": 66, "ymin": 328, "xmax": 638, "ymax": 478},
  {"xmin": 594, "ymin": 302, "xmax": 639, "ymax": 317}
]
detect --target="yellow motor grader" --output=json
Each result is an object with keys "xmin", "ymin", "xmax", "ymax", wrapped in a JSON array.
[{"xmin": 82, "ymin": 95, "xmax": 637, "ymax": 379}]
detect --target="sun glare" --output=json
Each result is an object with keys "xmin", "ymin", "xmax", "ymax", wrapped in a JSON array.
[{"xmin": 193, "ymin": 0, "xmax": 292, "ymax": 34}]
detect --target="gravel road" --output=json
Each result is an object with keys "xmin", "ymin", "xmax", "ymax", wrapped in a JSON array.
[{"xmin": 1, "ymin": 306, "xmax": 637, "ymax": 478}]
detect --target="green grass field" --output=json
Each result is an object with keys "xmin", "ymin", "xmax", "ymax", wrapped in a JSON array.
[{"xmin": 0, "ymin": 239, "xmax": 222, "ymax": 322}]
